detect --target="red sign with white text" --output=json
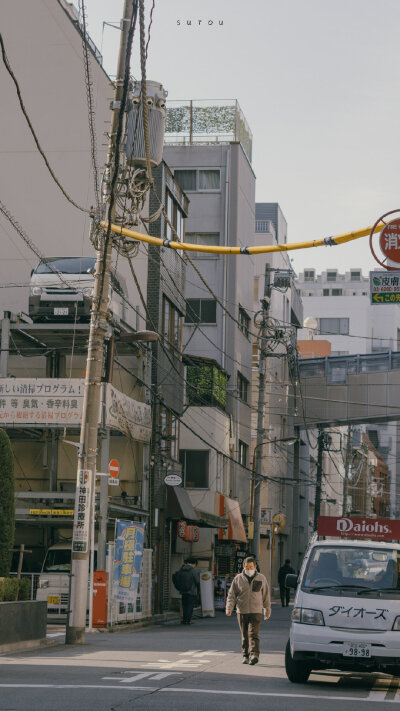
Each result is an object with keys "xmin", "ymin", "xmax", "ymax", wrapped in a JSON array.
[
  {"xmin": 380, "ymin": 218, "xmax": 400, "ymax": 264},
  {"xmin": 318, "ymin": 516, "xmax": 400, "ymax": 541}
]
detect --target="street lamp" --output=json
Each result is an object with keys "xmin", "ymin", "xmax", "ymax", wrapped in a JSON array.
[{"xmin": 251, "ymin": 436, "xmax": 298, "ymax": 559}]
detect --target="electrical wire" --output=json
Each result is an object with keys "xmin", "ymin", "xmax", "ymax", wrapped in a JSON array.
[{"xmin": 0, "ymin": 33, "xmax": 89, "ymax": 214}]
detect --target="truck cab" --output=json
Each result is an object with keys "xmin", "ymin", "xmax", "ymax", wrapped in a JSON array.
[
  {"xmin": 286, "ymin": 516, "xmax": 400, "ymax": 683},
  {"xmin": 36, "ymin": 543, "xmax": 97, "ymax": 621}
]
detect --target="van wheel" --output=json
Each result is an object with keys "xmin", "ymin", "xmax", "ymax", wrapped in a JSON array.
[{"xmin": 285, "ymin": 640, "xmax": 311, "ymax": 683}]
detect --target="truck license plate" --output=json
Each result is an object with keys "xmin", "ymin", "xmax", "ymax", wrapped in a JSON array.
[
  {"xmin": 54, "ymin": 307, "xmax": 68, "ymax": 315},
  {"xmin": 343, "ymin": 642, "xmax": 371, "ymax": 658},
  {"xmin": 47, "ymin": 595, "xmax": 60, "ymax": 605}
]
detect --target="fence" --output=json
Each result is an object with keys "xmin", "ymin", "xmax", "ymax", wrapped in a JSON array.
[
  {"xmin": 299, "ymin": 350, "xmax": 400, "ymax": 385},
  {"xmin": 9, "ymin": 572, "xmax": 40, "ymax": 600}
]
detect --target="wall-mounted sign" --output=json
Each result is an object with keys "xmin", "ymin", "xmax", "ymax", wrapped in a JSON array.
[
  {"xmin": 29, "ymin": 509, "xmax": 74, "ymax": 516},
  {"xmin": 370, "ymin": 270, "xmax": 400, "ymax": 304},
  {"xmin": 164, "ymin": 473, "xmax": 182, "ymax": 487}
]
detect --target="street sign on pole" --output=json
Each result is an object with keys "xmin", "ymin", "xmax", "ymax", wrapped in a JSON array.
[
  {"xmin": 370, "ymin": 270, "xmax": 400, "ymax": 304},
  {"xmin": 164, "ymin": 473, "xmax": 182, "ymax": 486},
  {"xmin": 72, "ymin": 469, "xmax": 93, "ymax": 553},
  {"xmin": 108, "ymin": 459, "xmax": 120, "ymax": 486}
]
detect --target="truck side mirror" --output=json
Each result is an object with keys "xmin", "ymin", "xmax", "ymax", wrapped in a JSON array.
[{"xmin": 285, "ymin": 573, "xmax": 298, "ymax": 589}]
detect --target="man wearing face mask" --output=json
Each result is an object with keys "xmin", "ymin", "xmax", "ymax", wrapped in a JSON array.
[{"xmin": 226, "ymin": 557, "xmax": 271, "ymax": 665}]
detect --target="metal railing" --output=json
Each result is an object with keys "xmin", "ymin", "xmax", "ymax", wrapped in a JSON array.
[
  {"xmin": 9, "ymin": 572, "xmax": 40, "ymax": 600},
  {"xmin": 299, "ymin": 350, "xmax": 400, "ymax": 384}
]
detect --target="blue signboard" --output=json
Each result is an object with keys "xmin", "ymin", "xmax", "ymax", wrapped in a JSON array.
[{"xmin": 113, "ymin": 520, "xmax": 145, "ymax": 603}]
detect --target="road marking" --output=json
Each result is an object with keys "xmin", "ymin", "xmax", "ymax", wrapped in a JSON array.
[
  {"xmin": 102, "ymin": 672, "xmax": 180, "ymax": 683},
  {"xmin": 368, "ymin": 678, "xmax": 389, "ymax": 702},
  {"xmin": 160, "ymin": 687, "xmax": 400, "ymax": 702},
  {"xmin": 0, "ymin": 684, "xmax": 398, "ymax": 701},
  {"xmin": 46, "ymin": 633, "xmax": 65, "ymax": 638},
  {"xmin": 139, "ymin": 658, "xmax": 208, "ymax": 669},
  {"xmin": 180, "ymin": 650, "xmax": 225, "ymax": 658}
]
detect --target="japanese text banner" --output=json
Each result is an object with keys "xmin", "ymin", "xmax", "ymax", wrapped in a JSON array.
[{"xmin": 113, "ymin": 520, "xmax": 145, "ymax": 603}]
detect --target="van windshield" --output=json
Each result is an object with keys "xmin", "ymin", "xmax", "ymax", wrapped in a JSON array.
[
  {"xmin": 43, "ymin": 549, "xmax": 71, "ymax": 572},
  {"xmin": 303, "ymin": 546, "xmax": 400, "ymax": 596},
  {"xmin": 35, "ymin": 258, "xmax": 96, "ymax": 275}
]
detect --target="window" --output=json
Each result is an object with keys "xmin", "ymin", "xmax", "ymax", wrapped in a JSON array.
[
  {"xmin": 174, "ymin": 170, "xmax": 196, "ymax": 191},
  {"xmin": 198, "ymin": 169, "xmax": 220, "ymax": 190},
  {"xmin": 238, "ymin": 441, "xmax": 248, "ymax": 467},
  {"xmin": 185, "ymin": 299, "xmax": 217, "ymax": 324},
  {"xmin": 165, "ymin": 189, "xmax": 185, "ymax": 241},
  {"xmin": 238, "ymin": 306, "xmax": 250, "ymax": 338},
  {"xmin": 327, "ymin": 271, "xmax": 337, "ymax": 282},
  {"xmin": 304, "ymin": 270, "xmax": 315, "ymax": 282},
  {"xmin": 159, "ymin": 406, "xmax": 178, "ymax": 460},
  {"xmin": 332, "ymin": 289, "xmax": 342, "ymax": 296},
  {"xmin": 162, "ymin": 296, "xmax": 182, "ymax": 351},
  {"xmin": 253, "ymin": 276, "xmax": 259, "ymax": 301},
  {"xmin": 351, "ymin": 271, "xmax": 361, "ymax": 281},
  {"xmin": 173, "ymin": 169, "xmax": 220, "ymax": 192},
  {"xmin": 323, "ymin": 289, "xmax": 329, "ymax": 296},
  {"xmin": 186, "ymin": 233, "xmax": 219, "ymax": 258},
  {"xmin": 237, "ymin": 372, "xmax": 249, "ymax": 402},
  {"xmin": 320, "ymin": 317, "xmax": 349, "ymax": 335},
  {"xmin": 180, "ymin": 450, "xmax": 209, "ymax": 488}
]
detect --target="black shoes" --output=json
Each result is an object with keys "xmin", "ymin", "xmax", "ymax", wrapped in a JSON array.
[{"xmin": 249, "ymin": 657, "xmax": 259, "ymax": 665}]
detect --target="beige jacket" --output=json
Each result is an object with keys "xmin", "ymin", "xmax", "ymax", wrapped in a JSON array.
[{"xmin": 226, "ymin": 571, "xmax": 271, "ymax": 616}]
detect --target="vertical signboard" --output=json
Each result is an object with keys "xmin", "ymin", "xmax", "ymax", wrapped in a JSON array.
[
  {"xmin": 72, "ymin": 469, "xmax": 93, "ymax": 553},
  {"xmin": 113, "ymin": 520, "xmax": 145, "ymax": 603}
]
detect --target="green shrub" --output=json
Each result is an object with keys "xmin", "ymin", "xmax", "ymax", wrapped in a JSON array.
[
  {"xmin": 0, "ymin": 577, "xmax": 19, "ymax": 602},
  {"xmin": 17, "ymin": 577, "xmax": 31, "ymax": 601},
  {"xmin": 0, "ymin": 429, "xmax": 15, "ymax": 576}
]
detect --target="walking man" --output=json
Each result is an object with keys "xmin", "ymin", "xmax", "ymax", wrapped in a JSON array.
[
  {"xmin": 278, "ymin": 558, "xmax": 294, "ymax": 607},
  {"xmin": 226, "ymin": 557, "xmax": 271, "ymax": 665},
  {"xmin": 172, "ymin": 557, "xmax": 200, "ymax": 625}
]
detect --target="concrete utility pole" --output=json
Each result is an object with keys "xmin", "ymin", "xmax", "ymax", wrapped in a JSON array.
[
  {"xmin": 252, "ymin": 264, "xmax": 271, "ymax": 558},
  {"xmin": 66, "ymin": 0, "xmax": 136, "ymax": 645},
  {"xmin": 342, "ymin": 424, "xmax": 353, "ymax": 516},
  {"xmin": 313, "ymin": 427, "xmax": 324, "ymax": 530}
]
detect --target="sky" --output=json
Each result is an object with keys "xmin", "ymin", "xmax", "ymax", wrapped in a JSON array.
[{"xmin": 83, "ymin": 0, "xmax": 400, "ymax": 276}]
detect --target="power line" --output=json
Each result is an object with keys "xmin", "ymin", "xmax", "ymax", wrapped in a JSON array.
[{"xmin": 0, "ymin": 33, "xmax": 89, "ymax": 214}]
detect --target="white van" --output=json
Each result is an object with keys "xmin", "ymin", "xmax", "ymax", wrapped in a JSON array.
[
  {"xmin": 286, "ymin": 518, "xmax": 400, "ymax": 683},
  {"xmin": 29, "ymin": 256, "xmax": 127, "ymax": 323},
  {"xmin": 36, "ymin": 543, "xmax": 96, "ymax": 621}
]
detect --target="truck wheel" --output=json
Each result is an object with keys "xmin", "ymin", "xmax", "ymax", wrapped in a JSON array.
[{"xmin": 285, "ymin": 640, "xmax": 311, "ymax": 683}]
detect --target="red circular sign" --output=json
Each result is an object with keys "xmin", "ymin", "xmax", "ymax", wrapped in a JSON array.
[
  {"xmin": 108, "ymin": 459, "xmax": 120, "ymax": 478},
  {"xmin": 380, "ymin": 218, "xmax": 400, "ymax": 265}
]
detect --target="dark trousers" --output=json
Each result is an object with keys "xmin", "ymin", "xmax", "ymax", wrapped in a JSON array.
[
  {"xmin": 237, "ymin": 613, "xmax": 262, "ymax": 658},
  {"xmin": 280, "ymin": 585, "xmax": 290, "ymax": 606},
  {"xmin": 181, "ymin": 593, "xmax": 197, "ymax": 623}
]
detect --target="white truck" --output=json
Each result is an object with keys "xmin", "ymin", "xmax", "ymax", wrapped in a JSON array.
[
  {"xmin": 285, "ymin": 516, "xmax": 400, "ymax": 683},
  {"xmin": 36, "ymin": 543, "xmax": 96, "ymax": 622}
]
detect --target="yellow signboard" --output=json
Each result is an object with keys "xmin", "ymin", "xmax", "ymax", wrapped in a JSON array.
[{"xmin": 29, "ymin": 509, "xmax": 74, "ymax": 516}]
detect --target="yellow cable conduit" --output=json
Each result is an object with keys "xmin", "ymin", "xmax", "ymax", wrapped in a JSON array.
[{"xmin": 98, "ymin": 219, "xmax": 385, "ymax": 255}]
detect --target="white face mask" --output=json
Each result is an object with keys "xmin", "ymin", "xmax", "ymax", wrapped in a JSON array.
[{"xmin": 245, "ymin": 568, "xmax": 256, "ymax": 577}]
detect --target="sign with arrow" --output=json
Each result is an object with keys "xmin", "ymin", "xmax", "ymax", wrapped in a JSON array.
[{"xmin": 370, "ymin": 270, "xmax": 400, "ymax": 305}]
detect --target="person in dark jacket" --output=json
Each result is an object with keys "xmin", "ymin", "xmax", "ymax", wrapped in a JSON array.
[
  {"xmin": 173, "ymin": 557, "xmax": 200, "ymax": 625},
  {"xmin": 278, "ymin": 559, "xmax": 294, "ymax": 607}
]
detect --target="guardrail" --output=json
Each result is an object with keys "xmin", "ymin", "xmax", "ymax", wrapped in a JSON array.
[{"xmin": 299, "ymin": 350, "xmax": 400, "ymax": 384}]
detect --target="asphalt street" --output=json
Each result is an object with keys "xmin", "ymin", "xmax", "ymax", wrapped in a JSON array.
[{"xmin": 0, "ymin": 604, "xmax": 399, "ymax": 710}]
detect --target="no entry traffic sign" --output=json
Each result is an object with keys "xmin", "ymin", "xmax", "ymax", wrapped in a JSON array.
[{"xmin": 109, "ymin": 459, "xmax": 120, "ymax": 479}]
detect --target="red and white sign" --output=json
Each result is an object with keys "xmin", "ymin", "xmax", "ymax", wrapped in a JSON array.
[
  {"xmin": 108, "ymin": 459, "xmax": 120, "ymax": 479},
  {"xmin": 380, "ymin": 219, "xmax": 400, "ymax": 265},
  {"xmin": 318, "ymin": 516, "xmax": 400, "ymax": 541}
]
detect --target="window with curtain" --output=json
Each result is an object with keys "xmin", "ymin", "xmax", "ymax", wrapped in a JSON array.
[
  {"xmin": 174, "ymin": 170, "xmax": 197, "ymax": 191},
  {"xmin": 198, "ymin": 169, "xmax": 220, "ymax": 190}
]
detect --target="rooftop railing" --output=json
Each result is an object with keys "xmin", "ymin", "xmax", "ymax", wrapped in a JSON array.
[{"xmin": 299, "ymin": 350, "xmax": 400, "ymax": 384}]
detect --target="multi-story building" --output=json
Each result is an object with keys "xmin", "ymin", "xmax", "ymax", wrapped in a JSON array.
[
  {"xmin": 252, "ymin": 205, "xmax": 303, "ymax": 582},
  {"xmin": 296, "ymin": 267, "xmax": 400, "ymax": 522},
  {"xmin": 163, "ymin": 100, "xmax": 254, "ymax": 580}
]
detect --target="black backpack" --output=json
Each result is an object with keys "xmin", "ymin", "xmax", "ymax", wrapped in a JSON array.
[{"xmin": 172, "ymin": 567, "xmax": 194, "ymax": 593}]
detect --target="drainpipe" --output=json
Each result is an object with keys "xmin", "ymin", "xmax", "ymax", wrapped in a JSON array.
[{"xmin": 221, "ymin": 149, "xmax": 230, "ymax": 370}]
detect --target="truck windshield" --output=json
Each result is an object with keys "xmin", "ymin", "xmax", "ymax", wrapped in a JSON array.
[
  {"xmin": 35, "ymin": 258, "xmax": 96, "ymax": 275},
  {"xmin": 303, "ymin": 546, "xmax": 400, "ymax": 595},
  {"xmin": 43, "ymin": 549, "xmax": 71, "ymax": 572}
]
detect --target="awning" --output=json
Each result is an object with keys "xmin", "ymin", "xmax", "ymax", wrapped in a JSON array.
[
  {"xmin": 166, "ymin": 486, "xmax": 197, "ymax": 521},
  {"xmin": 195, "ymin": 509, "xmax": 228, "ymax": 529}
]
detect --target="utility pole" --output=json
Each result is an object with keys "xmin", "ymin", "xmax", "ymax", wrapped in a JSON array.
[
  {"xmin": 66, "ymin": 0, "xmax": 136, "ymax": 645},
  {"xmin": 342, "ymin": 424, "xmax": 353, "ymax": 516},
  {"xmin": 252, "ymin": 263, "xmax": 271, "ymax": 558},
  {"xmin": 313, "ymin": 427, "xmax": 324, "ymax": 530}
]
